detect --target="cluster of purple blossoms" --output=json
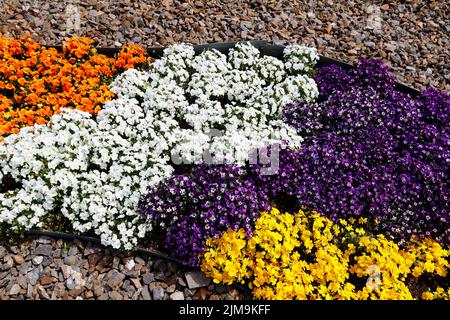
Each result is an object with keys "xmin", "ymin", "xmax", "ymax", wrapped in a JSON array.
[
  {"xmin": 139, "ymin": 164, "xmax": 269, "ymax": 266},
  {"xmin": 260, "ymin": 59, "xmax": 449, "ymax": 244}
]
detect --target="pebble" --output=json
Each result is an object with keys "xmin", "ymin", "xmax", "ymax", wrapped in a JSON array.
[
  {"xmin": 8, "ymin": 284, "xmax": 21, "ymax": 295},
  {"xmin": 185, "ymin": 271, "xmax": 211, "ymax": 289},
  {"xmin": 109, "ymin": 291, "xmax": 123, "ymax": 300},
  {"xmin": 37, "ymin": 285, "xmax": 51, "ymax": 300},
  {"xmin": 170, "ymin": 291, "xmax": 184, "ymax": 300},
  {"xmin": 34, "ymin": 245, "xmax": 53, "ymax": 256},
  {"xmin": 152, "ymin": 287, "xmax": 165, "ymax": 300},
  {"xmin": 26, "ymin": 269, "xmax": 40, "ymax": 286},
  {"xmin": 12, "ymin": 255, "xmax": 25, "ymax": 265},
  {"xmin": 142, "ymin": 273, "xmax": 155, "ymax": 284},
  {"xmin": 64, "ymin": 255, "xmax": 78, "ymax": 266},
  {"xmin": 32, "ymin": 256, "xmax": 44, "ymax": 265},
  {"xmin": 141, "ymin": 286, "xmax": 151, "ymax": 300}
]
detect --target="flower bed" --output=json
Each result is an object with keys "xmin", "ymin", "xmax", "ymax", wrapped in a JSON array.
[{"xmin": 0, "ymin": 36, "xmax": 449, "ymax": 300}]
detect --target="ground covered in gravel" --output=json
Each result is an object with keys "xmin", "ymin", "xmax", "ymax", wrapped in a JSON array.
[
  {"xmin": 0, "ymin": 236, "xmax": 249, "ymax": 300},
  {"xmin": 0, "ymin": 0, "xmax": 448, "ymax": 91}
]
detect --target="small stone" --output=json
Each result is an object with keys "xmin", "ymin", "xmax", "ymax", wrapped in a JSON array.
[
  {"xmin": 210, "ymin": 294, "xmax": 219, "ymax": 300},
  {"xmin": 185, "ymin": 272, "xmax": 211, "ymax": 289},
  {"xmin": 142, "ymin": 273, "xmax": 155, "ymax": 285},
  {"xmin": 19, "ymin": 262, "xmax": 31, "ymax": 275},
  {"xmin": 40, "ymin": 275, "xmax": 54, "ymax": 285},
  {"xmin": 88, "ymin": 253, "xmax": 103, "ymax": 268},
  {"xmin": 2, "ymin": 256, "xmax": 13, "ymax": 270},
  {"xmin": 37, "ymin": 285, "xmax": 50, "ymax": 300},
  {"xmin": 55, "ymin": 239, "xmax": 64, "ymax": 249},
  {"xmin": 109, "ymin": 291, "xmax": 123, "ymax": 300},
  {"xmin": 0, "ymin": 247, "xmax": 6, "ymax": 259},
  {"xmin": 27, "ymin": 284, "xmax": 33, "ymax": 298},
  {"xmin": 26, "ymin": 269, "xmax": 40, "ymax": 286},
  {"xmin": 69, "ymin": 288, "xmax": 84, "ymax": 297},
  {"xmin": 35, "ymin": 245, "xmax": 53, "ymax": 256},
  {"xmin": 53, "ymin": 283, "xmax": 65, "ymax": 298},
  {"xmin": 17, "ymin": 275, "xmax": 28, "ymax": 289},
  {"xmin": 152, "ymin": 287, "xmax": 165, "ymax": 300},
  {"xmin": 135, "ymin": 257, "xmax": 145, "ymax": 265},
  {"xmin": 183, "ymin": 288, "xmax": 193, "ymax": 297},
  {"xmin": 141, "ymin": 286, "xmax": 151, "ymax": 300},
  {"xmin": 41, "ymin": 256, "xmax": 52, "ymax": 267},
  {"xmin": 170, "ymin": 291, "xmax": 184, "ymax": 300},
  {"xmin": 12, "ymin": 255, "xmax": 25, "ymax": 265},
  {"xmin": 9, "ymin": 284, "xmax": 21, "ymax": 295},
  {"xmin": 130, "ymin": 278, "xmax": 142, "ymax": 289},
  {"xmin": 98, "ymin": 293, "xmax": 109, "ymax": 300},
  {"xmin": 71, "ymin": 271, "xmax": 86, "ymax": 288},
  {"xmin": 61, "ymin": 265, "xmax": 72, "ymax": 279},
  {"xmin": 178, "ymin": 277, "xmax": 186, "ymax": 287},
  {"xmin": 64, "ymin": 255, "xmax": 78, "ymax": 266},
  {"xmin": 105, "ymin": 269, "xmax": 125, "ymax": 289},
  {"xmin": 68, "ymin": 245, "xmax": 78, "ymax": 256},
  {"xmin": 85, "ymin": 290, "xmax": 94, "ymax": 299},
  {"xmin": 83, "ymin": 246, "xmax": 102, "ymax": 256},
  {"xmin": 95, "ymin": 255, "xmax": 113, "ymax": 272},
  {"xmin": 94, "ymin": 287, "xmax": 104, "ymax": 297},
  {"xmin": 112, "ymin": 257, "xmax": 120, "ymax": 269},
  {"xmin": 32, "ymin": 256, "xmax": 44, "ymax": 265},
  {"xmin": 66, "ymin": 278, "xmax": 76, "ymax": 290},
  {"xmin": 122, "ymin": 279, "xmax": 131, "ymax": 291},
  {"xmin": 52, "ymin": 249, "xmax": 62, "ymax": 258}
]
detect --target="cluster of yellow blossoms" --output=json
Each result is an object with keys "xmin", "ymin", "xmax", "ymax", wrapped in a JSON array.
[
  {"xmin": 0, "ymin": 35, "xmax": 150, "ymax": 141},
  {"xmin": 201, "ymin": 208, "xmax": 449, "ymax": 300}
]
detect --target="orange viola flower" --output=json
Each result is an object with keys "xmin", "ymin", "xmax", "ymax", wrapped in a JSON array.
[{"xmin": 0, "ymin": 35, "xmax": 151, "ymax": 139}]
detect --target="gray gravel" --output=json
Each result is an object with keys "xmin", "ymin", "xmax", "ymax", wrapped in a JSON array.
[
  {"xmin": 0, "ymin": 236, "xmax": 249, "ymax": 300},
  {"xmin": 0, "ymin": 0, "xmax": 448, "ymax": 91}
]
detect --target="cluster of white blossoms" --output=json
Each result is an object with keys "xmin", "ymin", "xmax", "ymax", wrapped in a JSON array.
[
  {"xmin": 283, "ymin": 45, "xmax": 319, "ymax": 75},
  {"xmin": 0, "ymin": 100, "xmax": 176, "ymax": 250},
  {"xmin": 0, "ymin": 42, "xmax": 319, "ymax": 250},
  {"xmin": 136, "ymin": 42, "xmax": 319, "ymax": 165}
]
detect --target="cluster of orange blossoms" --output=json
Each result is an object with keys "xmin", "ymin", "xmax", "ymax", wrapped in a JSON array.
[{"xmin": 0, "ymin": 35, "xmax": 150, "ymax": 141}]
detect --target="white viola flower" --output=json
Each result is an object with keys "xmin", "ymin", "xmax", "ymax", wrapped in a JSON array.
[
  {"xmin": 284, "ymin": 44, "xmax": 319, "ymax": 75},
  {"xmin": 255, "ymin": 56, "xmax": 287, "ymax": 84},
  {"xmin": 110, "ymin": 68, "xmax": 151, "ymax": 99},
  {"xmin": 226, "ymin": 69, "xmax": 264, "ymax": 102},
  {"xmin": 191, "ymin": 49, "xmax": 230, "ymax": 74},
  {"xmin": 228, "ymin": 42, "xmax": 261, "ymax": 70}
]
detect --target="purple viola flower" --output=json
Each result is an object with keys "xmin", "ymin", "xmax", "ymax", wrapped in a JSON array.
[
  {"xmin": 139, "ymin": 164, "xmax": 269, "ymax": 267},
  {"xmin": 274, "ymin": 59, "xmax": 450, "ymax": 245}
]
